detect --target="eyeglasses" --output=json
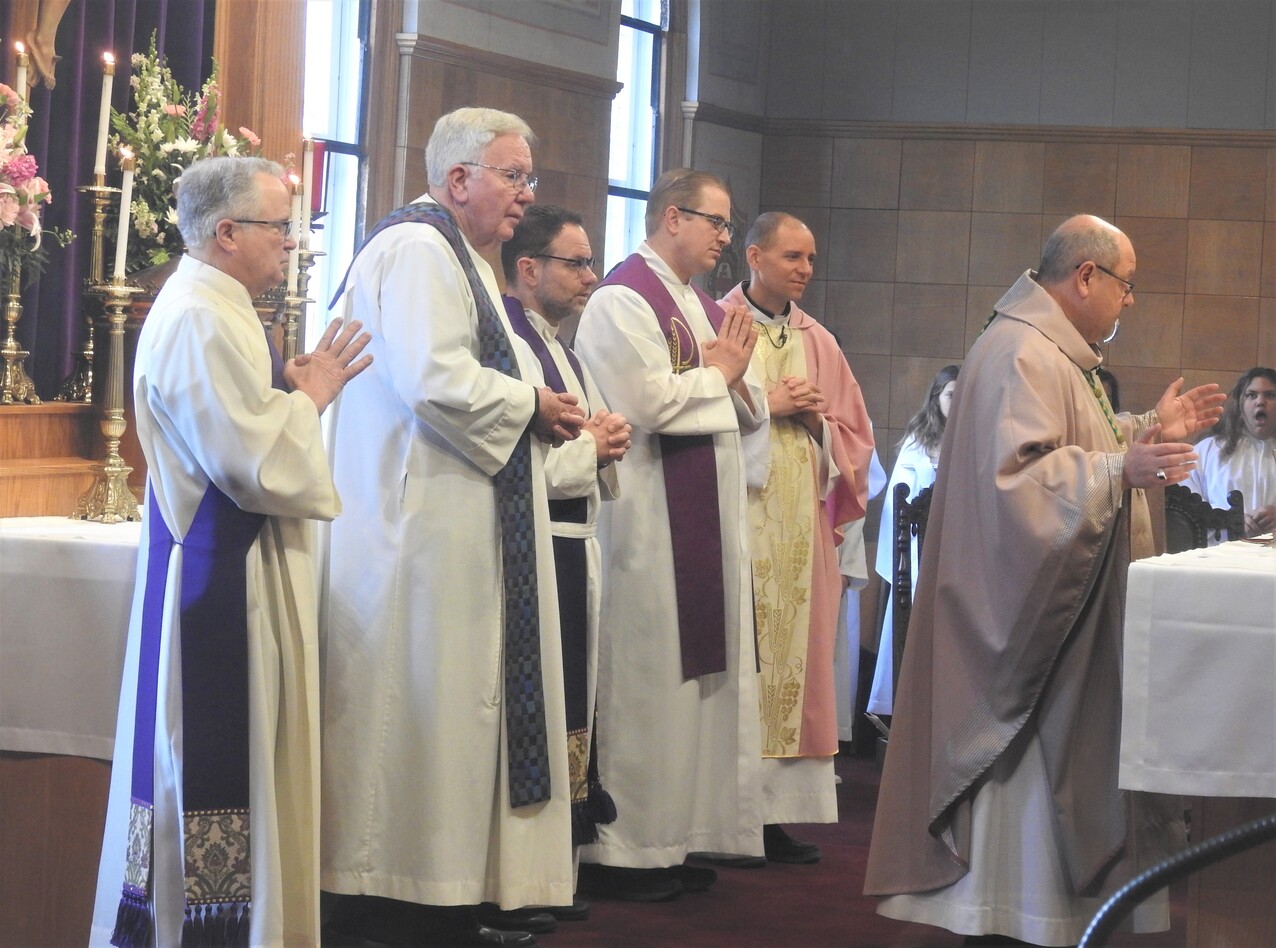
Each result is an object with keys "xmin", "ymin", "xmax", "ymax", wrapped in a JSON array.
[
  {"xmin": 460, "ymin": 162, "xmax": 538, "ymax": 193},
  {"xmin": 534, "ymin": 254, "xmax": 596, "ymax": 271},
  {"xmin": 1082, "ymin": 261, "xmax": 1135, "ymax": 300},
  {"xmin": 675, "ymin": 207, "xmax": 736, "ymax": 239},
  {"xmin": 233, "ymin": 218, "xmax": 293, "ymax": 237}
]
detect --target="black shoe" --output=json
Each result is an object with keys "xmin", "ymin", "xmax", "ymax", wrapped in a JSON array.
[
  {"xmin": 660, "ymin": 864, "xmax": 718, "ymax": 892},
  {"xmin": 690, "ymin": 851, "xmax": 768, "ymax": 869},
  {"xmin": 539, "ymin": 898, "xmax": 591, "ymax": 921},
  {"xmin": 577, "ymin": 863, "xmax": 684, "ymax": 902},
  {"xmin": 763, "ymin": 824, "xmax": 821, "ymax": 864},
  {"xmin": 473, "ymin": 905, "xmax": 556, "ymax": 934}
]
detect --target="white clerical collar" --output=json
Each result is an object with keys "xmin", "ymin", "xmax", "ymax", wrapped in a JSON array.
[
  {"xmin": 740, "ymin": 281, "xmax": 791, "ymax": 325},
  {"xmin": 523, "ymin": 305, "xmax": 561, "ymax": 340}
]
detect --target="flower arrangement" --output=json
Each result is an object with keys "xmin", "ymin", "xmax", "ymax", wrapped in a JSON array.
[
  {"xmin": 109, "ymin": 33, "xmax": 262, "ymax": 273},
  {"xmin": 0, "ymin": 81, "xmax": 72, "ymax": 287}
]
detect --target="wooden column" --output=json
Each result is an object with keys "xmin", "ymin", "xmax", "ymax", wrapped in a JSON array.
[{"xmin": 212, "ymin": 0, "xmax": 305, "ymax": 165}]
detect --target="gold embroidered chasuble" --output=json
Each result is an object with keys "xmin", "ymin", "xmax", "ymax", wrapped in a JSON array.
[{"xmin": 749, "ymin": 324, "xmax": 819, "ymax": 757}]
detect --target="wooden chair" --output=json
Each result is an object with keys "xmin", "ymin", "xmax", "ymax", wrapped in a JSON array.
[
  {"xmin": 1163, "ymin": 485, "xmax": 1244, "ymax": 553},
  {"xmin": 891, "ymin": 482, "xmax": 933, "ymax": 698}
]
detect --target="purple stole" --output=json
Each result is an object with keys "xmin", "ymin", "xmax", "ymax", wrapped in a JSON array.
[
  {"xmin": 600, "ymin": 254, "xmax": 728, "ymax": 679},
  {"xmin": 112, "ymin": 487, "xmax": 265, "ymax": 947},
  {"xmin": 503, "ymin": 295, "xmax": 616, "ymax": 844}
]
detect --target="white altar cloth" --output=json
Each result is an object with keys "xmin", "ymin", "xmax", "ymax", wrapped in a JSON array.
[
  {"xmin": 0, "ymin": 516, "xmax": 140, "ymax": 759},
  {"xmin": 1121, "ymin": 538, "xmax": 1276, "ymax": 798}
]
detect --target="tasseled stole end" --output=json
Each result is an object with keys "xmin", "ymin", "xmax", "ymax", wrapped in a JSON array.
[
  {"xmin": 182, "ymin": 901, "xmax": 251, "ymax": 947},
  {"xmin": 110, "ymin": 888, "xmax": 151, "ymax": 948},
  {"xmin": 570, "ymin": 780, "xmax": 618, "ymax": 847}
]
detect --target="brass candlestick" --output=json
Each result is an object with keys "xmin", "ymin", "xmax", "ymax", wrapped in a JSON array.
[
  {"xmin": 73, "ymin": 279, "xmax": 142, "ymax": 523},
  {"xmin": 1, "ymin": 258, "xmax": 40, "ymax": 404},
  {"xmin": 279, "ymin": 248, "xmax": 323, "ymax": 362},
  {"xmin": 56, "ymin": 181, "xmax": 120, "ymax": 402}
]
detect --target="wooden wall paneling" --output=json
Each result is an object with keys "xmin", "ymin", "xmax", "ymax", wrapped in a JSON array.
[
  {"xmin": 967, "ymin": 211, "xmax": 1042, "ymax": 287},
  {"xmin": 365, "ymin": 0, "xmax": 407, "ymax": 224},
  {"xmin": 890, "ymin": 283, "xmax": 967, "ymax": 361},
  {"xmin": 831, "ymin": 138, "xmax": 902, "ymax": 210},
  {"xmin": 212, "ymin": 0, "xmax": 305, "ymax": 167},
  {"xmin": 1189, "ymin": 146, "xmax": 1266, "ymax": 221},
  {"xmin": 827, "ymin": 208, "xmax": 898, "ymax": 283},
  {"xmin": 1182, "ymin": 293, "xmax": 1260, "ymax": 373},
  {"xmin": 895, "ymin": 210, "xmax": 970, "ymax": 285},
  {"xmin": 972, "ymin": 141, "xmax": 1045, "ymax": 213},
  {"xmin": 825, "ymin": 280, "xmax": 893, "ymax": 355},
  {"xmin": 1259, "ymin": 296, "xmax": 1276, "ymax": 367},
  {"xmin": 1043, "ymin": 142, "xmax": 1119, "ymax": 218},
  {"xmin": 1117, "ymin": 143, "xmax": 1191, "ymax": 218},
  {"xmin": 964, "ymin": 283, "xmax": 1004, "ymax": 353},
  {"xmin": 761, "ymin": 136, "xmax": 833, "ymax": 208},
  {"xmin": 899, "ymin": 140, "xmax": 974, "ymax": 211},
  {"xmin": 1116, "ymin": 216, "xmax": 1188, "ymax": 294},
  {"xmin": 1185, "ymin": 219, "xmax": 1263, "ymax": 296},
  {"xmin": 1103, "ymin": 291, "xmax": 1184, "ymax": 369}
]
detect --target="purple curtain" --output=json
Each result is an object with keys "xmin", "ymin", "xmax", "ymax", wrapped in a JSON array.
[{"xmin": 0, "ymin": 0, "xmax": 215, "ymax": 397}]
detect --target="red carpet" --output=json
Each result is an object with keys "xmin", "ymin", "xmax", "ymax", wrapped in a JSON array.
[{"xmin": 543, "ymin": 751, "xmax": 1187, "ymax": 948}]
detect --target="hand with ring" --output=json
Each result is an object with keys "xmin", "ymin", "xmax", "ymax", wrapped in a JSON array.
[{"xmin": 1155, "ymin": 469, "xmax": 1167, "ymax": 481}]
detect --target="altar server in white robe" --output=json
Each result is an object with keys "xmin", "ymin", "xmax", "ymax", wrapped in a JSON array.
[
  {"xmin": 321, "ymin": 108, "xmax": 587, "ymax": 947},
  {"xmin": 573, "ymin": 168, "xmax": 768, "ymax": 902},
  {"xmin": 90, "ymin": 156, "xmax": 372, "ymax": 947},
  {"xmin": 1184, "ymin": 366, "xmax": 1276, "ymax": 535},
  {"xmin": 500, "ymin": 205, "xmax": 631, "ymax": 886}
]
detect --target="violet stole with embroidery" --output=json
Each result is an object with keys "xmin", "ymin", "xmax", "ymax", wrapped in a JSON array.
[
  {"xmin": 502, "ymin": 294, "xmax": 616, "ymax": 843},
  {"xmin": 112, "ymin": 326, "xmax": 289, "ymax": 947},
  {"xmin": 599, "ymin": 254, "xmax": 728, "ymax": 679}
]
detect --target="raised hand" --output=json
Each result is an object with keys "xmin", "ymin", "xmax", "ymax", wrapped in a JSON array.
[
  {"xmin": 1155, "ymin": 378, "xmax": 1226, "ymax": 441},
  {"xmin": 286, "ymin": 318, "xmax": 373, "ymax": 413},
  {"xmin": 1122, "ymin": 424, "xmax": 1198, "ymax": 489},
  {"xmin": 701, "ymin": 305, "xmax": 758, "ymax": 387}
]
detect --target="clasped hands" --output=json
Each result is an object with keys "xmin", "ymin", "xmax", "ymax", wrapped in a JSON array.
[{"xmin": 769, "ymin": 376, "xmax": 827, "ymax": 436}]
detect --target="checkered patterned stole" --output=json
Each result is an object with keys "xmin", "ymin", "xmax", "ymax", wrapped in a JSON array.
[{"xmin": 335, "ymin": 202, "xmax": 551, "ymax": 806}]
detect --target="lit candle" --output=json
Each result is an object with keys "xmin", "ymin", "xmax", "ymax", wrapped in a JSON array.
[
  {"xmin": 14, "ymin": 43, "xmax": 27, "ymax": 98},
  {"xmin": 113, "ymin": 149, "xmax": 135, "ymax": 282},
  {"xmin": 94, "ymin": 54, "xmax": 116, "ymax": 181},
  {"xmin": 286, "ymin": 175, "xmax": 302, "ymax": 294},
  {"xmin": 300, "ymin": 139, "xmax": 314, "ymax": 248}
]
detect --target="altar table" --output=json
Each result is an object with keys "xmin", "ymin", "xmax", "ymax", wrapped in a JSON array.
[
  {"xmin": 0, "ymin": 516, "xmax": 140, "ymax": 947},
  {"xmin": 1121, "ymin": 539, "xmax": 1276, "ymax": 947}
]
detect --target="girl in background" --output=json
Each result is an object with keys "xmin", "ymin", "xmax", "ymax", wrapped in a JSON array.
[{"xmin": 868, "ymin": 364, "xmax": 958, "ymax": 716}]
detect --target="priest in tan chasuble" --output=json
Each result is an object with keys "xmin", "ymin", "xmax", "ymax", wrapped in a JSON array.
[
  {"xmin": 865, "ymin": 214, "xmax": 1225, "ymax": 946},
  {"xmin": 718, "ymin": 212, "xmax": 874, "ymax": 864}
]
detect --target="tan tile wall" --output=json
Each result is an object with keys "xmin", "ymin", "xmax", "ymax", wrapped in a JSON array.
[{"xmin": 760, "ymin": 130, "xmax": 1276, "ymax": 502}]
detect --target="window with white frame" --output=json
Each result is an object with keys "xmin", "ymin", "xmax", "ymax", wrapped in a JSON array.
[
  {"xmin": 303, "ymin": 0, "xmax": 367, "ymax": 349},
  {"xmin": 605, "ymin": 0, "xmax": 665, "ymax": 273}
]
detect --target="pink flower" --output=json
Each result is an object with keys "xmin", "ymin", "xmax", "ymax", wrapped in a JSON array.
[
  {"xmin": 17, "ymin": 176, "xmax": 50, "ymax": 205},
  {"xmin": 191, "ymin": 81, "xmax": 221, "ymax": 144},
  {"xmin": 16, "ymin": 204, "xmax": 39, "ymax": 233},
  {"xmin": 0, "ymin": 191, "xmax": 19, "ymax": 226},
  {"xmin": 0, "ymin": 84, "xmax": 18, "ymax": 112},
  {"xmin": 239, "ymin": 127, "xmax": 260, "ymax": 148},
  {"xmin": 162, "ymin": 103, "xmax": 187, "ymax": 117},
  {"xmin": 3, "ymin": 153, "xmax": 38, "ymax": 186}
]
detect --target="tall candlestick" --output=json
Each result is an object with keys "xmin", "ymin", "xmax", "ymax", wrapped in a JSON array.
[
  {"xmin": 301, "ymin": 139, "xmax": 315, "ymax": 248},
  {"xmin": 114, "ymin": 150, "xmax": 135, "ymax": 282},
  {"xmin": 94, "ymin": 54, "xmax": 116, "ymax": 180},
  {"xmin": 287, "ymin": 176, "xmax": 302, "ymax": 294},
  {"xmin": 14, "ymin": 43, "xmax": 27, "ymax": 98}
]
